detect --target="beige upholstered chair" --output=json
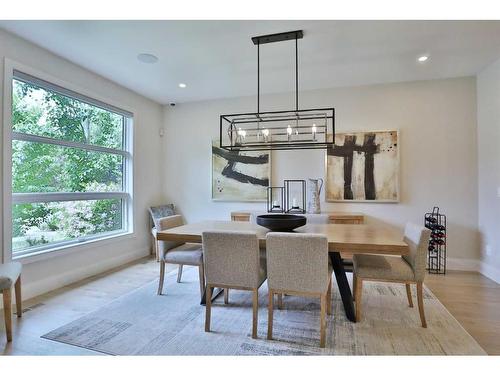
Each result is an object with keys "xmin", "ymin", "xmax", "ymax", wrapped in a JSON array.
[
  {"xmin": 202, "ymin": 231, "xmax": 266, "ymax": 339},
  {"xmin": 353, "ymin": 222, "xmax": 431, "ymax": 327},
  {"xmin": 157, "ymin": 215, "xmax": 205, "ymax": 299},
  {"xmin": 1, "ymin": 262, "xmax": 22, "ymax": 342},
  {"xmin": 266, "ymin": 233, "xmax": 333, "ymax": 348}
]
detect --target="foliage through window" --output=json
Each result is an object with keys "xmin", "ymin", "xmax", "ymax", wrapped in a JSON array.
[{"xmin": 10, "ymin": 71, "xmax": 132, "ymax": 257}]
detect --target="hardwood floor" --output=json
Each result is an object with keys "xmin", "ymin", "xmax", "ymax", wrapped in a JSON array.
[
  {"xmin": 425, "ymin": 270, "xmax": 500, "ymax": 355},
  {"xmin": 0, "ymin": 257, "xmax": 499, "ymax": 355},
  {"xmin": 0, "ymin": 257, "xmax": 176, "ymax": 355}
]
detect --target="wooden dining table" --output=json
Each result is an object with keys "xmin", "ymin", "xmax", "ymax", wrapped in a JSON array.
[{"xmin": 157, "ymin": 220, "xmax": 409, "ymax": 322}]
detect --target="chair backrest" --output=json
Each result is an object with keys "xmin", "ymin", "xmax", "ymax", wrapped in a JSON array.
[
  {"xmin": 148, "ymin": 204, "xmax": 175, "ymax": 228},
  {"xmin": 157, "ymin": 215, "xmax": 185, "ymax": 256},
  {"xmin": 266, "ymin": 232, "xmax": 329, "ymax": 294},
  {"xmin": 402, "ymin": 222, "xmax": 431, "ymax": 281},
  {"xmin": 202, "ymin": 231, "xmax": 261, "ymax": 288}
]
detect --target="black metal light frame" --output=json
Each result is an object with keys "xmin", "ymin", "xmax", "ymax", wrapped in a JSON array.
[
  {"xmin": 284, "ymin": 179, "xmax": 306, "ymax": 214},
  {"xmin": 220, "ymin": 30, "xmax": 335, "ymax": 151},
  {"xmin": 267, "ymin": 186, "xmax": 285, "ymax": 213}
]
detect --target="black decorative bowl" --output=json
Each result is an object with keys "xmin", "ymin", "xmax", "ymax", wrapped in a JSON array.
[{"xmin": 256, "ymin": 214, "xmax": 307, "ymax": 232}]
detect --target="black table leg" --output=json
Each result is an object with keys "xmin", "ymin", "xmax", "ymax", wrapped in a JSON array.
[
  {"xmin": 330, "ymin": 251, "xmax": 356, "ymax": 322},
  {"xmin": 200, "ymin": 287, "xmax": 224, "ymax": 305}
]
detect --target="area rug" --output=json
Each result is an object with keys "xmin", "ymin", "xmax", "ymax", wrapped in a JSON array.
[{"xmin": 41, "ymin": 266, "xmax": 486, "ymax": 355}]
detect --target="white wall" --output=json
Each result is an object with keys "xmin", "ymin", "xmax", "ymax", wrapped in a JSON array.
[
  {"xmin": 477, "ymin": 58, "xmax": 500, "ymax": 283},
  {"xmin": 0, "ymin": 29, "xmax": 165, "ymax": 300},
  {"xmin": 163, "ymin": 77, "xmax": 479, "ymax": 261}
]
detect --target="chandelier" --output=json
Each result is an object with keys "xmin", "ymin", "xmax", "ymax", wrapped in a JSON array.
[{"xmin": 220, "ymin": 30, "xmax": 335, "ymax": 151}]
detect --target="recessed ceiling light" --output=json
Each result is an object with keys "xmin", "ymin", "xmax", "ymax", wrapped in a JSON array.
[
  {"xmin": 178, "ymin": 83, "xmax": 187, "ymax": 88},
  {"xmin": 137, "ymin": 53, "xmax": 158, "ymax": 64},
  {"xmin": 417, "ymin": 55, "xmax": 429, "ymax": 63}
]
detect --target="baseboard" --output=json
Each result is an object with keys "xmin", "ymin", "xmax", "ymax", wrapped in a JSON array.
[
  {"xmin": 479, "ymin": 261, "xmax": 500, "ymax": 285},
  {"xmin": 447, "ymin": 257, "xmax": 481, "ymax": 272},
  {"xmin": 447, "ymin": 257, "xmax": 500, "ymax": 285},
  {"xmin": 20, "ymin": 247, "xmax": 149, "ymax": 302}
]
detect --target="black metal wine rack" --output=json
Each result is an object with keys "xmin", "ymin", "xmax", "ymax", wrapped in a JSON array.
[{"xmin": 425, "ymin": 206, "xmax": 446, "ymax": 274}]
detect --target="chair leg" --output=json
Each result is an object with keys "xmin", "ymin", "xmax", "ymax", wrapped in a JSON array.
[
  {"xmin": 417, "ymin": 282, "xmax": 427, "ymax": 328},
  {"xmin": 327, "ymin": 277, "xmax": 332, "ymax": 315},
  {"xmin": 252, "ymin": 289, "xmax": 258, "ymax": 339},
  {"xmin": 320, "ymin": 294, "xmax": 327, "ymax": 348},
  {"xmin": 3, "ymin": 288, "xmax": 12, "ymax": 342},
  {"xmin": 155, "ymin": 240, "xmax": 160, "ymax": 262},
  {"xmin": 15, "ymin": 277, "xmax": 22, "ymax": 318},
  {"xmin": 198, "ymin": 264, "xmax": 205, "ymax": 299},
  {"xmin": 205, "ymin": 285, "xmax": 212, "ymax": 332},
  {"xmin": 224, "ymin": 288, "xmax": 229, "ymax": 304},
  {"xmin": 406, "ymin": 283, "xmax": 414, "ymax": 308},
  {"xmin": 151, "ymin": 234, "xmax": 156, "ymax": 256},
  {"xmin": 354, "ymin": 277, "xmax": 363, "ymax": 322},
  {"xmin": 157, "ymin": 261, "xmax": 165, "ymax": 295},
  {"xmin": 277, "ymin": 293, "xmax": 283, "ymax": 310},
  {"xmin": 267, "ymin": 290, "xmax": 274, "ymax": 340},
  {"xmin": 177, "ymin": 265, "xmax": 183, "ymax": 283}
]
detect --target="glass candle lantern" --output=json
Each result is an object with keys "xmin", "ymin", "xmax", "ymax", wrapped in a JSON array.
[
  {"xmin": 267, "ymin": 187, "xmax": 285, "ymax": 213},
  {"xmin": 284, "ymin": 179, "xmax": 306, "ymax": 214}
]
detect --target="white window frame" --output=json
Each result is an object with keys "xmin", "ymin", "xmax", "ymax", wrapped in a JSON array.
[{"xmin": 2, "ymin": 59, "xmax": 134, "ymax": 262}]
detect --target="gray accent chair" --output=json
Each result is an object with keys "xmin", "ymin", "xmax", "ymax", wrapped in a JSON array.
[
  {"xmin": 353, "ymin": 222, "xmax": 431, "ymax": 327},
  {"xmin": 157, "ymin": 215, "xmax": 205, "ymax": 299},
  {"xmin": 266, "ymin": 232, "xmax": 333, "ymax": 348},
  {"xmin": 149, "ymin": 204, "xmax": 175, "ymax": 261},
  {"xmin": 202, "ymin": 231, "xmax": 266, "ymax": 339},
  {"xmin": 1, "ymin": 262, "xmax": 22, "ymax": 342}
]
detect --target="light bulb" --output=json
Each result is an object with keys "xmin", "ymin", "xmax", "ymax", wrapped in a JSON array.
[
  {"xmin": 237, "ymin": 127, "xmax": 246, "ymax": 141},
  {"xmin": 262, "ymin": 129, "xmax": 269, "ymax": 137},
  {"xmin": 312, "ymin": 124, "xmax": 317, "ymax": 133},
  {"xmin": 287, "ymin": 125, "xmax": 293, "ymax": 135}
]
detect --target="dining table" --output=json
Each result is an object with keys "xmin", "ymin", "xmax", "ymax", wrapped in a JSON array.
[{"xmin": 156, "ymin": 220, "xmax": 409, "ymax": 322}]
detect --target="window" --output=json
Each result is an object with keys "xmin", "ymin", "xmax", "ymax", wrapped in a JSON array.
[{"xmin": 10, "ymin": 70, "xmax": 133, "ymax": 258}]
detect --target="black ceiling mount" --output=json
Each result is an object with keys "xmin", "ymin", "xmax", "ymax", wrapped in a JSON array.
[{"xmin": 251, "ymin": 30, "xmax": 303, "ymax": 45}]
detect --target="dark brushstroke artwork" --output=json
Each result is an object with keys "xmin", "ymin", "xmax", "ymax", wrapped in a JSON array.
[
  {"xmin": 326, "ymin": 131, "xmax": 399, "ymax": 202},
  {"xmin": 212, "ymin": 140, "xmax": 270, "ymax": 201}
]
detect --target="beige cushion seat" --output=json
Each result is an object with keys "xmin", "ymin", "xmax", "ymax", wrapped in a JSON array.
[
  {"xmin": 163, "ymin": 243, "xmax": 203, "ymax": 265},
  {"xmin": 0, "ymin": 262, "xmax": 22, "ymax": 290},
  {"xmin": 156, "ymin": 215, "xmax": 205, "ymax": 299},
  {"xmin": 352, "ymin": 222, "xmax": 431, "ymax": 328},
  {"xmin": 202, "ymin": 230, "xmax": 266, "ymax": 339},
  {"xmin": 1, "ymin": 261, "xmax": 23, "ymax": 342},
  {"xmin": 266, "ymin": 233, "xmax": 333, "ymax": 348},
  {"xmin": 353, "ymin": 254, "xmax": 414, "ymax": 281}
]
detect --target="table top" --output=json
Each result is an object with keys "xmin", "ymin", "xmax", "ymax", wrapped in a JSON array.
[
  {"xmin": 231, "ymin": 211, "xmax": 364, "ymax": 219},
  {"xmin": 157, "ymin": 220, "xmax": 409, "ymax": 255}
]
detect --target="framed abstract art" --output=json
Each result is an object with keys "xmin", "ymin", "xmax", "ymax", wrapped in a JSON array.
[{"xmin": 325, "ymin": 130, "xmax": 399, "ymax": 202}]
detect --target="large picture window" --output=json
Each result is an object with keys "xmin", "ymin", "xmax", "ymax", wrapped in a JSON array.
[{"xmin": 10, "ymin": 70, "xmax": 133, "ymax": 258}]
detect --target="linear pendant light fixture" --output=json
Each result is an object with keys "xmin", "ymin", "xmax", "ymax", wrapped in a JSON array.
[{"xmin": 220, "ymin": 30, "xmax": 335, "ymax": 151}]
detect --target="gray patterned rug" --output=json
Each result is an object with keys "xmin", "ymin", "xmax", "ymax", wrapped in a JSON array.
[{"xmin": 41, "ymin": 266, "xmax": 485, "ymax": 355}]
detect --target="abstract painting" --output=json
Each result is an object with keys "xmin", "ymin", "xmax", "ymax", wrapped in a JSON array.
[
  {"xmin": 326, "ymin": 130, "xmax": 399, "ymax": 202},
  {"xmin": 212, "ymin": 140, "xmax": 271, "ymax": 201}
]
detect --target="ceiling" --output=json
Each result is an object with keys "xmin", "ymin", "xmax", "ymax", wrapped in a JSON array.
[{"xmin": 2, "ymin": 20, "xmax": 500, "ymax": 104}]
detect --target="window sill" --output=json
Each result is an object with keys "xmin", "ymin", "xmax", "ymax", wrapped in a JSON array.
[{"xmin": 13, "ymin": 231, "xmax": 136, "ymax": 265}]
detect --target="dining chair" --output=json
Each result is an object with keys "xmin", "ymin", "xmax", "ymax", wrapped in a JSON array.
[
  {"xmin": 352, "ymin": 222, "xmax": 431, "ymax": 327},
  {"xmin": 149, "ymin": 204, "xmax": 176, "ymax": 261},
  {"xmin": 1, "ymin": 262, "xmax": 22, "ymax": 342},
  {"xmin": 202, "ymin": 231, "xmax": 267, "ymax": 339},
  {"xmin": 266, "ymin": 232, "xmax": 333, "ymax": 348},
  {"xmin": 157, "ymin": 215, "xmax": 205, "ymax": 299}
]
